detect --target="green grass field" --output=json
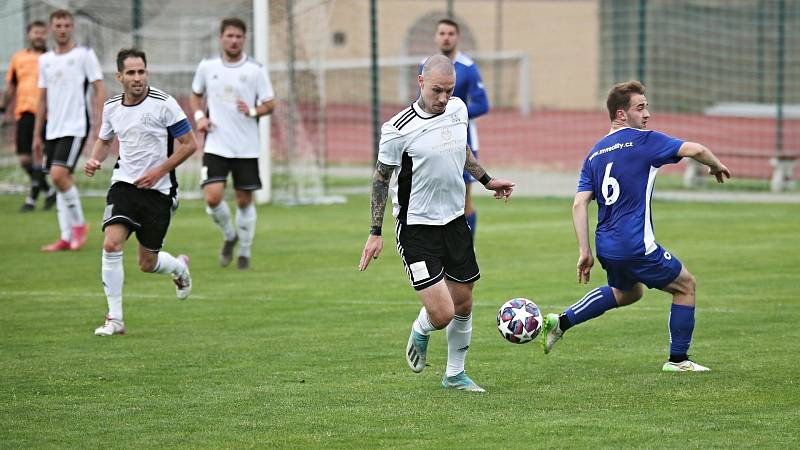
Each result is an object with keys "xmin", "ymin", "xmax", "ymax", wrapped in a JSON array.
[{"xmin": 1, "ymin": 193, "xmax": 798, "ymax": 448}]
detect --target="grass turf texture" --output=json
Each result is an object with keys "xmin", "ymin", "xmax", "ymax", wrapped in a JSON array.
[{"xmin": 0, "ymin": 194, "xmax": 798, "ymax": 448}]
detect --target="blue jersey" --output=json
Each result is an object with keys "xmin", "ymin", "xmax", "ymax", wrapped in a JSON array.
[
  {"xmin": 577, "ymin": 127, "xmax": 683, "ymax": 259},
  {"xmin": 419, "ymin": 52, "xmax": 488, "ymax": 149}
]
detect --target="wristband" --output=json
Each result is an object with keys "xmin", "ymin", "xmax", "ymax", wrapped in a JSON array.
[
  {"xmin": 478, "ymin": 173, "xmax": 492, "ymax": 186},
  {"xmin": 370, "ymin": 226, "xmax": 382, "ymax": 236},
  {"xmin": 249, "ymin": 107, "xmax": 257, "ymax": 118},
  {"xmin": 0, "ymin": 106, "xmax": 5, "ymax": 113},
  {"xmin": 193, "ymin": 110, "xmax": 206, "ymax": 122}
]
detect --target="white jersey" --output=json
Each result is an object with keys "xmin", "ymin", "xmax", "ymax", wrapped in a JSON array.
[
  {"xmin": 191, "ymin": 54, "xmax": 274, "ymax": 158},
  {"xmin": 99, "ymin": 87, "xmax": 191, "ymax": 196},
  {"xmin": 38, "ymin": 45, "xmax": 103, "ymax": 139},
  {"xmin": 378, "ymin": 97, "xmax": 469, "ymax": 226}
]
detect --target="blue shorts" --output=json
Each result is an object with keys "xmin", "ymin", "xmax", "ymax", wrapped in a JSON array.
[
  {"xmin": 463, "ymin": 148, "xmax": 478, "ymax": 184},
  {"xmin": 598, "ymin": 245, "xmax": 682, "ymax": 291}
]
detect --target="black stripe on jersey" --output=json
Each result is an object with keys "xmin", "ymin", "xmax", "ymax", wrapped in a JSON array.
[
  {"xmin": 149, "ymin": 88, "xmax": 168, "ymax": 99},
  {"xmin": 397, "ymin": 151, "xmax": 413, "ymax": 223},
  {"xmin": 166, "ymin": 129, "xmax": 178, "ymax": 198},
  {"xmin": 396, "ymin": 111, "xmax": 417, "ymax": 131},
  {"xmin": 393, "ymin": 107, "xmax": 414, "ymax": 129},
  {"xmin": 104, "ymin": 94, "xmax": 123, "ymax": 105},
  {"xmin": 147, "ymin": 93, "xmax": 167, "ymax": 102}
]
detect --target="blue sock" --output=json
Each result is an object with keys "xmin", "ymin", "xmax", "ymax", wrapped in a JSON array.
[
  {"xmin": 466, "ymin": 211, "xmax": 477, "ymax": 236},
  {"xmin": 669, "ymin": 304, "xmax": 695, "ymax": 357},
  {"xmin": 565, "ymin": 285, "xmax": 617, "ymax": 327}
]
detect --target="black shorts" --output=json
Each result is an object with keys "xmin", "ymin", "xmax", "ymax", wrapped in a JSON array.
[
  {"xmin": 395, "ymin": 215, "xmax": 480, "ymax": 291},
  {"xmin": 201, "ymin": 153, "xmax": 261, "ymax": 191},
  {"xmin": 102, "ymin": 182, "xmax": 178, "ymax": 252},
  {"xmin": 44, "ymin": 136, "xmax": 87, "ymax": 173},
  {"xmin": 16, "ymin": 112, "xmax": 45, "ymax": 156}
]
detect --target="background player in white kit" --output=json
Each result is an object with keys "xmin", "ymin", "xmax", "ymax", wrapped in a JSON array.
[
  {"xmin": 359, "ymin": 55, "xmax": 514, "ymax": 392},
  {"xmin": 190, "ymin": 17, "xmax": 275, "ymax": 270},
  {"xmin": 33, "ymin": 9, "xmax": 105, "ymax": 252},
  {"xmin": 85, "ymin": 49, "xmax": 198, "ymax": 336}
]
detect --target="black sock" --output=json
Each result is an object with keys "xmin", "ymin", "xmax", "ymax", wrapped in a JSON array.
[
  {"xmin": 669, "ymin": 354, "xmax": 688, "ymax": 363},
  {"xmin": 28, "ymin": 165, "xmax": 44, "ymax": 200},
  {"xmin": 558, "ymin": 313, "xmax": 573, "ymax": 332},
  {"xmin": 37, "ymin": 167, "xmax": 50, "ymax": 195}
]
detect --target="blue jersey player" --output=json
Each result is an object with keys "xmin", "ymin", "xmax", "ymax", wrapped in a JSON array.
[
  {"xmin": 540, "ymin": 81, "xmax": 730, "ymax": 372},
  {"xmin": 430, "ymin": 18, "xmax": 489, "ymax": 237}
]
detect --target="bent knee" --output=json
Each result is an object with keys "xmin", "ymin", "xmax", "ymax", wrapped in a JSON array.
[
  {"xmin": 429, "ymin": 310, "xmax": 454, "ymax": 329},
  {"xmin": 138, "ymin": 259, "xmax": 157, "ymax": 273}
]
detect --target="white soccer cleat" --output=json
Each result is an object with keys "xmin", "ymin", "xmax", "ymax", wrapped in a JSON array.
[
  {"xmin": 173, "ymin": 254, "xmax": 192, "ymax": 300},
  {"xmin": 662, "ymin": 360, "xmax": 711, "ymax": 372},
  {"xmin": 94, "ymin": 315, "xmax": 125, "ymax": 336},
  {"xmin": 541, "ymin": 313, "xmax": 564, "ymax": 355}
]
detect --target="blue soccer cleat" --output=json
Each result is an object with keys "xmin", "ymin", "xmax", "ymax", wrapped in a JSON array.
[{"xmin": 441, "ymin": 371, "xmax": 486, "ymax": 393}]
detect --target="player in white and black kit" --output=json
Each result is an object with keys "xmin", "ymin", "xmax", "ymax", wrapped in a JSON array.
[
  {"xmin": 190, "ymin": 17, "xmax": 275, "ymax": 270},
  {"xmin": 85, "ymin": 49, "xmax": 198, "ymax": 336},
  {"xmin": 33, "ymin": 10, "xmax": 106, "ymax": 252},
  {"xmin": 359, "ymin": 55, "xmax": 515, "ymax": 392}
]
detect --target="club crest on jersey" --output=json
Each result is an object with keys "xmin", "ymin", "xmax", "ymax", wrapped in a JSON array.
[
  {"xmin": 140, "ymin": 113, "xmax": 155, "ymax": 126},
  {"xmin": 67, "ymin": 58, "xmax": 75, "ymax": 65},
  {"xmin": 441, "ymin": 126, "xmax": 453, "ymax": 142},
  {"xmin": 239, "ymin": 74, "xmax": 248, "ymax": 82}
]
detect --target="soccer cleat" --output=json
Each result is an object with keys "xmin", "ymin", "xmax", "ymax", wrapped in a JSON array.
[
  {"xmin": 219, "ymin": 236, "xmax": 238, "ymax": 267},
  {"xmin": 94, "ymin": 316, "xmax": 125, "ymax": 336},
  {"xmin": 442, "ymin": 371, "xmax": 486, "ymax": 393},
  {"xmin": 237, "ymin": 256, "xmax": 250, "ymax": 270},
  {"xmin": 662, "ymin": 360, "xmax": 711, "ymax": 372},
  {"xmin": 173, "ymin": 254, "xmax": 192, "ymax": 300},
  {"xmin": 43, "ymin": 191, "xmax": 57, "ymax": 210},
  {"xmin": 541, "ymin": 313, "xmax": 564, "ymax": 355},
  {"xmin": 41, "ymin": 239, "xmax": 70, "ymax": 252},
  {"xmin": 20, "ymin": 201, "xmax": 35, "ymax": 212},
  {"xmin": 405, "ymin": 330, "xmax": 429, "ymax": 373},
  {"xmin": 69, "ymin": 223, "xmax": 89, "ymax": 251}
]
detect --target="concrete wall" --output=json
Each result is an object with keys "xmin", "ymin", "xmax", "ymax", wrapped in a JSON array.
[{"xmin": 324, "ymin": 0, "xmax": 599, "ymax": 110}]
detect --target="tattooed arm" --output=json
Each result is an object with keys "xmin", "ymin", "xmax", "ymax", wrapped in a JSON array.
[
  {"xmin": 359, "ymin": 161, "xmax": 396, "ymax": 271},
  {"xmin": 464, "ymin": 143, "xmax": 516, "ymax": 201}
]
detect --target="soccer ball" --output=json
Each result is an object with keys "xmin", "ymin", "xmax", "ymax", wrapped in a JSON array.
[{"xmin": 496, "ymin": 298, "xmax": 543, "ymax": 344}]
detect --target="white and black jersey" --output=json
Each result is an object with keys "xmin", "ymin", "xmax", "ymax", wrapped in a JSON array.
[
  {"xmin": 378, "ymin": 97, "xmax": 470, "ymax": 225},
  {"xmin": 99, "ymin": 87, "xmax": 191, "ymax": 196},
  {"xmin": 191, "ymin": 54, "xmax": 274, "ymax": 159},
  {"xmin": 38, "ymin": 46, "xmax": 103, "ymax": 140}
]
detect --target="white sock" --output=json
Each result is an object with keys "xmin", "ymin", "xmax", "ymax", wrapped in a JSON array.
[
  {"xmin": 236, "ymin": 203, "xmax": 256, "ymax": 258},
  {"xmin": 207, "ymin": 202, "xmax": 236, "ymax": 241},
  {"xmin": 56, "ymin": 191, "xmax": 72, "ymax": 241},
  {"xmin": 152, "ymin": 251, "xmax": 186, "ymax": 277},
  {"xmin": 102, "ymin": 250, "xmax": 124, "ymax": 321},
  {"xmin": 62, "ymin": 185, "xmax": 85, "ymax": 226},
  {"xmin": 412, "ymin": 307, "xmax": 437, "ymax": 336},
  {"xmin": 445, "ymin": 313, "xmax": 472, "ymax": 377}
]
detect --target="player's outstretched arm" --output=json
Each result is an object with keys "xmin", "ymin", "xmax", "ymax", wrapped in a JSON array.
[
  {"xmin": 359, "ymin": 161, "xmax": 395, "ymax": 272},
  {"xmin": 91, "ymin": 80, "xmax": 106, "ymax": 133},
  {"xmin": 189, "ymin": 92, "xmax": 211, "ymax": 133},
  {"xmin": 32, "ymin": 88, "xmax": 47, "ymax": 163},
  {"xmin": 84, "ymin": 137, "xmax": 113, "ymax": 177},
  {"xmin": 236, "ymin": 98, "xmax": 275, "ymax": 118},
  {"xmin": 678, "ymin": 142, "xmax": 731, "ymax": 183},
  {"xmin": 573, "ymin": 191, "xmax": 594, "ymax": 284},
  {"xmin": 464, "ymin": 144, "xmax": 515, "ymax": 201},
  {"xmin": 0, "ymin": 76, "xmax": 17, "ymax": 121}
]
